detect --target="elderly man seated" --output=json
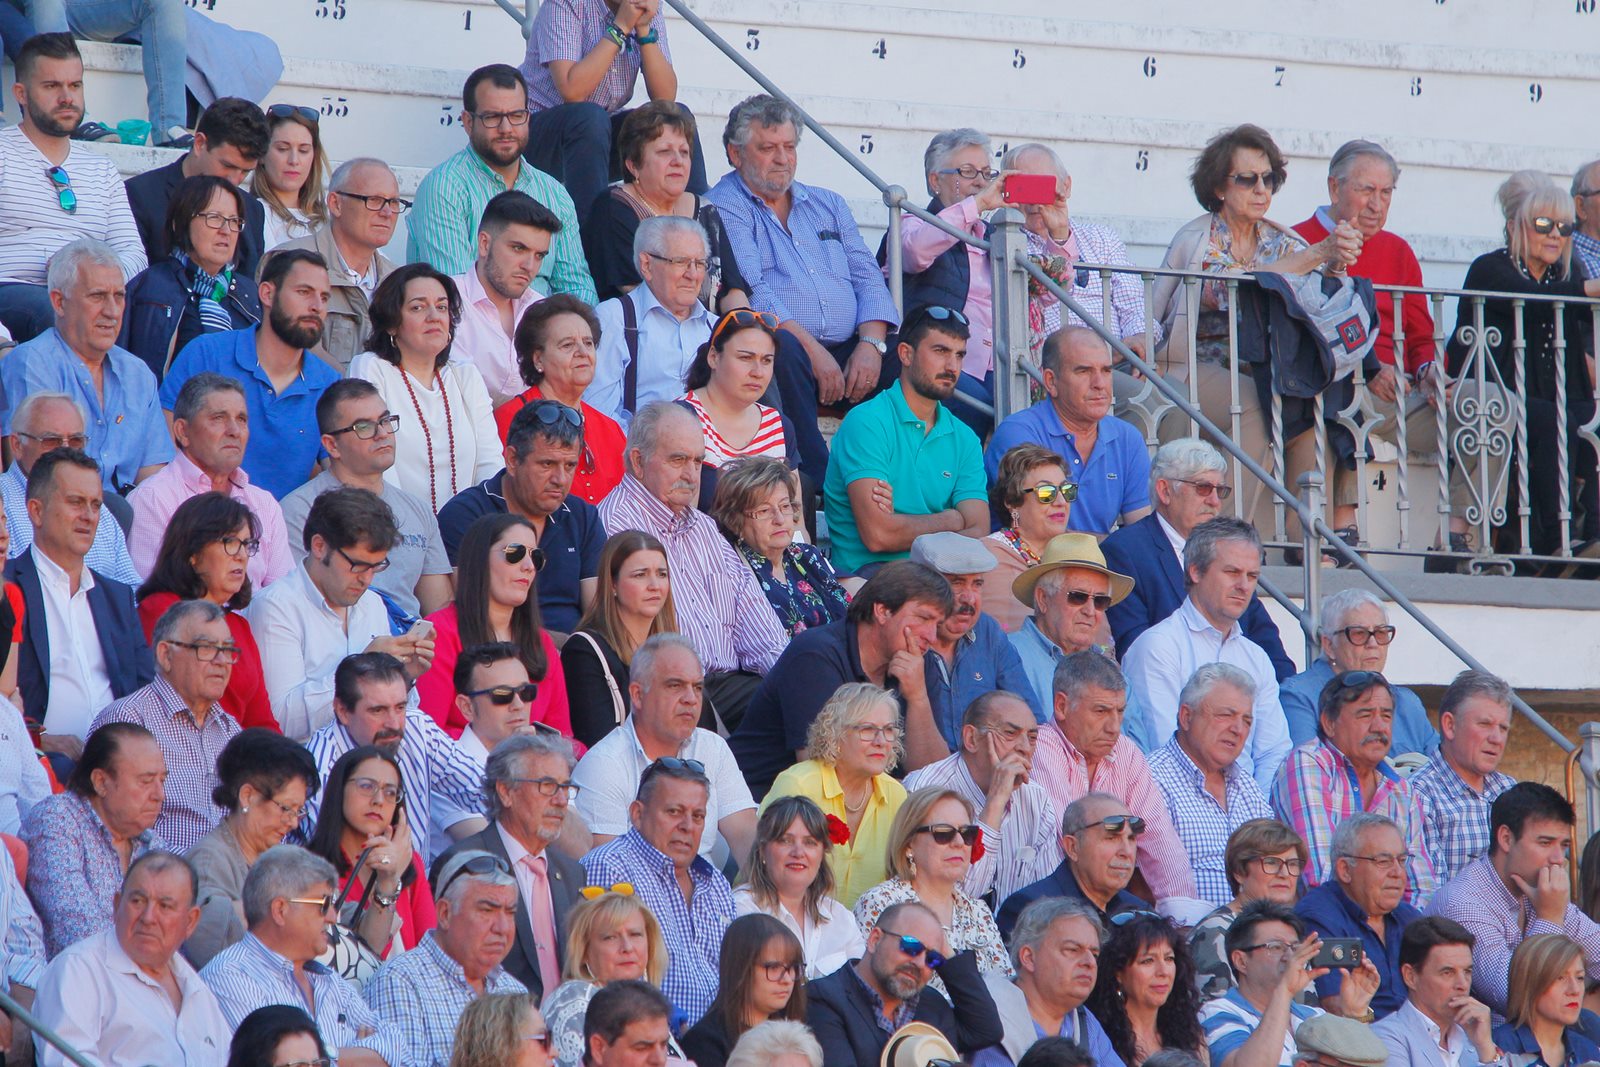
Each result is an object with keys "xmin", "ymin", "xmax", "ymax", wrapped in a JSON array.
[
  {"xmin": 1272, "ymin": 670, "xmax": 1437, "ymax": 906},
  {"xmin": 1296, "ymin": 813, "xmax": 1423, "ymax": 1019},
  {"xmin": 996, "ymin": 792, "xmax": 1151, "ymax": 940},
  {"xmin": 1408, "ymin": 670, "xmax": 1517, "ymax": 882},
  {"xmin": 199, "ymin": 845, "xmax": 406, "ymax": 1066},
  {"xmin": 35, "ymin": 852, "xmax": 232, "ymax": 1067},
  {"xmin": 599, "ymin": 402, "xmax": 787, "ymax": 730},
  {"xmin": 1372, "ymin": 917, "xmax": 1500, "ymax": 1067},
  {"xmin": 366, "ymin": 849, "xmax": 527, "ymax": 1065},
  {"xmin": 1279, "ymin": 589, "xmax": 1437, "ymax": 758},
  {"xmin": 590, "ymin": 217, "xmax": 719, "ymax": 424}
]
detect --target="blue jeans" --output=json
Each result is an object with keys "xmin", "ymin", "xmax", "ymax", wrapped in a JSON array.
[
  {"xmin": 0, "ymin": 282, "xmax": 55, "ymax": 344},
  {"xmin": 0, "ymin": 0, "xmax": 38, "ymax": 63},
  {"xmin": 27, "ymin": 0, "xmax": 187, "ymax": 135},
  {"xmin": 523, "ymin": 100, "xmax": 708, "ymax": 218}
]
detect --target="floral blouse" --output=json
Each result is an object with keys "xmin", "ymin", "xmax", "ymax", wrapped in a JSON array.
[
  {"xmin": 738, "ymin": 540, "xmax": 850, "ymax": 637},
  {"xmin": 852, "ymin": 877, "xmax": 1013, "ymax": 998},
  {"xmin": 1195, "ymin": 214, "xmax": 1307, "ymax": 363}
]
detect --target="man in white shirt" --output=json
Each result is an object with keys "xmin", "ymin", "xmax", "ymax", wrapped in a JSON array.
[
  {"xmin": 35, "ymin": 851, "xmax": 232, "ymax": 1067},
  {"xmin": 590, "ymin": 217, "xmax": 718, "ymax": 425},
  {"xmin": 450, "ymin": 191, "xmax": 561, "ymax": 405},
  {"xmin": 1372, "ymin": 917, "xmax": 1501, "ymax": 1067},
  {"xmin": 246, "ymin": 487, "xmax": 434, "ymax": 739},
  {"xmin": 452, "ymin": 641, "xmax": 536, "ymax": 770},
  {"xmin": 1123, "ymin": 516, "xmax": 1292, "ymax": 791},
  {"xmin": 572, "ymin": 633, "xmax": 756, "ymax": 868}
]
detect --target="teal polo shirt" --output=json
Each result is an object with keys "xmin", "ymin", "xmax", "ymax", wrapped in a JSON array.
[{"xmin": 823, "ymin": 382, "xmax": 986, "ymax": 574}]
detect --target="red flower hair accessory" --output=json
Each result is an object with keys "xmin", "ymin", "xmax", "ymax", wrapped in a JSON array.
[
  {"xmin": 971, "ymin": 832, "xmax": 986, "ymax": 863},
  {"xmin": 825, "ymin": 814, "xmax": 851, "ymax": 846}
]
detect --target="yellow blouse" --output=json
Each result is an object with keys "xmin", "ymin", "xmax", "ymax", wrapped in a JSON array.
[{"xmin": 760, "ymin": 759, "xmax": 908, "ymax": 909}]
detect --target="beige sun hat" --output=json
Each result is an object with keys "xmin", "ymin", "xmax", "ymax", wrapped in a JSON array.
[{"xmin": 1011, "ymin": 532, "xmax": 1136, "ymax": 609}]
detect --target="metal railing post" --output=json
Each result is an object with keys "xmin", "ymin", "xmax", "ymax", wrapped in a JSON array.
[
  {"xmin": 0, "ymin": 986, "xmax": 95, "ymax": 1067},
  {"xmin": 1298, "ymin": 471, "xmax": 1324, "ymax": 664},
  {"xmin": 989, "ymin": 207, "xmax": 1031, "ymax": 423},
  {"xmin": 1581, "ymin": 722, "xmax": 1600, "ymax": 853},
  {"xmin": 884, "ymin": 185, "xmax": 906, "ymax": 318}
]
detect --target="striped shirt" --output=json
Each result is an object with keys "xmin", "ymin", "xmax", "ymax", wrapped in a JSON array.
[
  {"xmin": 681, "ymin": 393, "xmax": 788, "ymax": 468},
  {"xmin": 407, "ymin": 146, "xmax": 595, "ymax": 301},
  {"xmin": 1, "ymin": 463, "xmax": 139, "ymax": 586},
  {"xmin": 1034, "ymin": 220, "xmax": 1160, "ymax": 346},
  {"xmin": 366, "ymin": 930, "xmax": 527, "ymax": 1067},
  {"xmin": 1407, "ymin": 754, "xmax": 1515, "ymax": 884},
  {"xmin": 903, "ymin": 752, "xmax": 1062, "ymax": 904},
  {"xmin": 0, "ymin": 126, "xmax": 145, "ymax": 284},
  {"xmin": 1270, "ymin": 739, "xmax": 1438, "ymax": 906},
  {"xmin": 1200, "ymin": 987, "xmax": 1322, "ymax": 1067},
  {"xmin": 598, "ymin": 474, "xmax": 787, "ymax": 674},
  {"xmin": 0, "ymin": 843, "xmax": 44, "ymax": 991},
  {"xmin": 1147, "ymin": 737, "xmax": 1274, "ymax": 906},
  {"xmin": 521, "ymin": 0, "xmax": 670, "ymax": 113},
  {"xmin": 1030, "ymin": 725, "xmax": 1198, "ymax": 901}
]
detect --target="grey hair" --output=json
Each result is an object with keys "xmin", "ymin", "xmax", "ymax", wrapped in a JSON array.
[
  {"xmin": 151, "ymin": 598, "xmax": 225, "ymax": 649},
  {"xmin": 438, "ymin": 849, "xmax": 518, "ymax": 910},
  {"xmin": 1051, "ymin": 648, "xmax": 1127, "ymax": 701},
  {"xmin": 45, "ymin": 238, "xmax": 123, "ymax": 296},
  {"xmin": 241, "ymin": 845, "xmax": 337, "ymax": 928},
  {"xmin": 1328, "ymin": 139, "xmax": 1401, "ymax": 185},
  {"xmin": 1000, "ymin": 142, "xmax": 1067, "ymax": 178},
  {"xmin": 1571, "ymin": 158, "xmax": 1600, "ymax": 199},
  {"xmin": 483, "ymin": 732, "xmax": 576, "ymax": 818},
  {"xmin": 722, "ymin": 94, "xmax": 803, "ymax": 150},
  {"xmin": 1498, "ymin": 169, "xmax": 1574, "ymax": 276},
  {"xmin": 1331, "ymin": 811, "xmax": 1400, "ymax": 861},
  {"xmin": 624, "ymin": 400, "xmax": 700, "ymax": 477},
  {"xmin": 329, "ymin": 156, "xmax": 394, "ymax": 194},
  {"xmin": 122, "ymin": 849, "xmax": 199, "ymax": 907},
  {"xmin": 632, "ymin": 215, "xmax": 710, "ymax": 267},
  {"xmin": 631, "ymin": 633, "xmax": 700, "ymax": 694},
  {"xmin": 923, "ymin": 128, "xmax": 991, "ymax": 182},
  {"xmin": 1319, "ymin": 587, "xmax": 1388, "ymax": 636},
  {"xmin": 1150, "ymin": 438, "xmax": 1226, "ymax": 492},
  {"xmin": 726, "ymin": 1021, "xmax": 824, "ymax": 1067},
  {"xmin": 1183, "ymin": 516, "xmax": 1262, "ymax": 581},
  {"xmin": 1439, "ymin": 668, "xmax": 1515, "ymax": 722},
  {"xmin": 1178, "ymin": 662, "xmax": 1257, "ymax": 712},
  {"xmin": 11, "ymin": 391, "xmax": 85, "ymax": 436},
  {"xmin": 1060, "ymin": 791, "xmax": 1127, "ymax": 836},
  {"xmin": 172, "ymin": 371, "xmax": 246, "ymax": 425},
  {"xmin": 1008, "ymin": 895, "xmax": 1103, "ymax": 973}
]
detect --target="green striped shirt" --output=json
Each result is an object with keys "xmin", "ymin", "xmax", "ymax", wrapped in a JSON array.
[{"xmin": 406, "ymin": 147, "xmax": 596, "ymax": 304}]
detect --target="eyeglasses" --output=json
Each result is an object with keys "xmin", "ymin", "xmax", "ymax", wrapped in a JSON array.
[
  {"xmin": 852, "ymin": 723, "xmax": 901, "ymax": 744},
  {"xmin": 1532, "ymin": 216, "xmax": 1577, "ymax": 237},
  {"xmin": 264, "ymin": 794, "xmax": 308, "ymax": 821},
  {"xmin": 977, "ymin": 723, "xmax": 1041, "ymax": 746},
  {"xmin": 1346, "ymin": 851, "xmax": 1413, "ymax": 872},
  {"xmin": 1335, "ymin": 625, "xmax": 1396, "ymax": 647},
  {"xmin": 1252, "ymin": 855, "xmax": 1305, "ymax": 876},
  {"xmin": 1240, "ymin": 939, "xmax": 1296, "ymax": 957},
  {"xmin": 219, "ymin": 535, "xmax": 262, "ymax": 558},
  {"xmin": 467, "ymin": 682, "xmax": 540, "ymax": 705},
  {"xmin": 760, "ymin": 960, "xmax": 801, "ymax": 981},
  {"xmin": 267, "ymin": 103, "xmax": 321, "ymax": 125},
  {"xmin": 1060, "ymin": 589, "xmax": 1114, "ymax": 612},
  {"xmin": 642, "ymin": 251, "xmax": 709, "ymax": 273},
  {"xmin": 470, "ymin": 108, "xmax": 530, "ymax": 128},
  {"xmin": 275, "ymin": 1060, "xmax": 332, "ymax": 1067},
  {"xmin": 935, "ymin": 164, "xmax": 1000, "ymax": 183},
  {"xmin": 901, "ymin": 304, "xmax": 970, "ymax": 339},
  {"xmin": 437, "ymin": 852, "xmax": 513, "ymax": 900},
  {"xmin": 501, "ymin": 542, "xmax": 547, "ymax": 570},
  {"xmin": 1072, "ymin": 815, "xmax": 1147, "ymax": 837},
  {"xmin": 333, "ymin": 546, "xmax": 391, "ymax": 574},
  {"xmin": 505, "ymin": 775, "xmax": 581, "ymax": 799},
  {"xmin": 164, "ymin": 639, "xmax": 243, "ymax": 664},
  {"xmin": 348, "ymin": 777, "xmax": 403, "ymax": 804},
  {"xmin": 336, "ymin": 191, "xmax": 412, "ymax": 214},
  {"xmin": 1228, "ymin": 171, "xmax": 1282, "ymax": 193},
  {"xmin": 288, "ymin": 894, "xmax": 336, "ymax": 913},
  {"xmin": 744, "ymin": 502, "xmax": 800, "ymax": 523},
  {"xmin": 879, "ymin": 930, "xmax": 946, "ymax": 970},
  {"xmin": 1109, "ymin": 909, "xmax": 1167, "ymax": 927},
  {"xmin": 196, "ymin": 212, "xmax": 245, "ymax": 232},
  {"xmin": 1023, "ymin": 481, "xmax": 1078, "ymax": 505},
  {"xmin": 913, "ymin": 823, "xmax": 980, "ymax": 847},
  {"xmin": 579, "ymin": 883, "xmax": 635, "ymax": 900},
  {"xmin": 1171, "ymin": 477, "xmax": 1233, "ymax": 501},
  {"xmin": 46, "ymin": 166, "xmax": 76, "ymax": 214},
  {"xmin": 329, "ymin": 413, "xmax": 401, "ymax": 439},
  {"xmin": 523, "ymin": 1034, "xmax": 552, "ymax": 1052},
  {"xmin": 15, "ymin": 431, "xmax": 89, "ymax": 450},
  {"xmin": 711, "ymin": 309, "xmax": 780, "ymax": 348}
]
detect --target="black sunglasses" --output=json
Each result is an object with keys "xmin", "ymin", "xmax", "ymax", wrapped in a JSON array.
[
  {"xmin": 1532, "ymin": 216, "xmax": 1577, "ymax": 237},
  {"xmin": 525, "ymin": 400, "xmax": 582, "ymax": 431},
  {"xmin": 879, "ymin": 929, "xmax": 946, "ymax": 970},
  {"xmin": 501, "ymin": 542, "xmax": 547, "ymax": 570},
  {"xmin": 267, "ymin": 103, "xmax": 320, "ymax": 125},
  {"xmin": 639, "ymin": 757, "xmax": 707, "ymax": 791},
  {"xmin": 1333, "ymin": 669, "xmax": 1387, "ymax": 691},
  {"xmin": 1024, "ymin": 482, "xmax": 1079, "ymax": 505},
  {"xmin": 437, "ymin": 852, "xmax": 512, "ymax": 900},
  {"xmin": 1061, "ymin": 589, "xmax": 1114, "ymax": 612},
  {"xmin": 1109, "ymin": 909, "xmax": 1167, "ymax": 927},
  {"xmin": 466, "ymin": 682, "xmax": 539, "ymax": 705},
  {"xmin": 913, "ymin": 823, "xmax": 980, "ymax": 847},
  {"xmin": 902, "ymin": 304, "xmax": 970, "ymax": 338},
  {"xmin": 1072, "ymin": 815, "xmax": 1147, "ymax": 837},
  {"xmin": 1228, "ymin": 170, "xmax": 1282, "ymax": 193}
]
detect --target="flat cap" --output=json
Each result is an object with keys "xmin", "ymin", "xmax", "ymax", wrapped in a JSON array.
[
  {"xmin": 1293, "ymin": 1013, "xmax": 1388, "ymax": 1067},
  {"xmin": 909, "ymin": 532, "xmax": 996, "ymax": 575}
]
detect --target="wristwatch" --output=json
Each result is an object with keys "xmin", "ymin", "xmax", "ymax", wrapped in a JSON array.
[{"xmin": 860, "ymin": 337, "xmax": 888, "ymax": 355}]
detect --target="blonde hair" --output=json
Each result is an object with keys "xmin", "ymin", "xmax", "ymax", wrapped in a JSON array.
[
  {"xmin": 448, "ymin": 993, "xmax": 538, "ymax": 1067},
  {"xmin": 884, "ymin": 786, "xmax": 975, "ymax": 881},
  {"xmin": 804, "ymin": 682, "xmax": 903, "ymax": 770},
  {"xmin": 561, "ymin": 890, "xmax": 669, "ymax": 986},
  {"xmin": 251, "ymin": 110, "xmax": 329, "ymax": 230},
  {"xmin": 1498, "ymin": 169, "xmax": 1575, "ymax": 277},
  {"xmin": 1505, "ymin": 933, "xmax": 1585, "ymax": 1029}
]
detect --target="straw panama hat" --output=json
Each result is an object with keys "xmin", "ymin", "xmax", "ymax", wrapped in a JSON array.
[
  {"xmin": 880, "ymin": 1022, "xmax": 959, "ymax": 1067},
  {"xmin": 1010, "ymin": 532, "xmax": 1136, "ymax": 609}
]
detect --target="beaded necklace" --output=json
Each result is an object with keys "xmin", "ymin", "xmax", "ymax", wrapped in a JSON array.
[
  {"xmin": 1000, "ymin": 527, "xmax": 1041, "ymax": 565},
  {"xmin": 398, "ymin": 363, "xmax": 458, "ymax": 513}
]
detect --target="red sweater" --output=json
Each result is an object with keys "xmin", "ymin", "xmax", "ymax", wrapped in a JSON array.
[
  {"xmin": 492, "ymin": 388, "xmax": 625, "ymax": 506},
  {"xmin": 137, "ymin": 593, "xmax": 280, "ymax": 732},
  {"xmin": 1294, "ymin": 215, "xmax": 1435, "ymax": 376},
  {"xmin": 413, "ymin": 604, "xmax": 574, "ymax": 741}
]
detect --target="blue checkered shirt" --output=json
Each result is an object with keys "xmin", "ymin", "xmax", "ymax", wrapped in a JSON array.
[
  {"xmin": 1408, "ymin": 753, "xmax": 1515, "ymax": 883},
  {"xmin": 1575, "ymin": 231, "xmax": 1600, "ymax": 280},
  {"xmin": 1, "ymin": 464, "xmax": 138, "ymax": 586},
  {"xmin": 581, "ymin": 828, "xmax": 733, "ymax": 1026},
  {"xmin": 1147, "ymin": 737, "xmax": 1273, "ymax": 906},
  {"xmin": 367, "ymin": 930, "xmax": 527, "ymax": 1067}
]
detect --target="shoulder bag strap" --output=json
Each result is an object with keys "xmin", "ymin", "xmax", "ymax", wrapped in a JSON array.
[
  {"xmin": 621, "ymin": 292, "xmax": 641, "ymax": 415},
  {"xmin": 573, "ymin": 631, "xmax": 626, "ymax": 726}
]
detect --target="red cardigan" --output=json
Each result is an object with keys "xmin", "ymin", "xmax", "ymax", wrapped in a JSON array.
[
  {"xmin": 137, "ymin": 592, "xmax": 280, "ymax": 732},
  {"xmin": 338, "ymin": 853, "xmax": 436, "ymax": 954},
  {"xmin": 413, "ymin": 604, "xmax": 574, "ymax": 741},
  {"xmin": 1293, "ymin": 215, "xmax": 1435, "ymax": 376}
]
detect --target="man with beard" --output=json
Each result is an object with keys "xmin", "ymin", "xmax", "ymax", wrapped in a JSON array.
[
  {"xmin": 302, "ymin": 652, "xmax": 487, "ymax": 866},
  {"xmin": 823, "ymin": 305, "xmax": 986, "ymax": 577},
  {"xmin": 409, "ymin": 64, "xmax": 595, "ymax": 303},
  {"xmin": 160, "ymin": 248, "xmax": 341, "ymax": 499},
  {"xmin": 0, "ymin": 34, "xmax": 146, "ymax": 344},
  {"xmin": 806, "ymin": 899, "xmax": 1003, "ymax": 1067},
  {"xmin": 449, "ymin": 191, "xmax": 563, "ymax": 404},
  {"xmin": 985, "ymin": 327, "xmax": 1152, "ymax": 538}
]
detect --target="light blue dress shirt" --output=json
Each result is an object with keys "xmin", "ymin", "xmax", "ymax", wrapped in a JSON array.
[
  {"xmin": 589, "ymin": 283, "xmax": 717, "ymax": 425},
  {"xmin": 1007, "ymin": 616, "xmax": 1151, "ymax": 750},
  {"xmin": 1279, "ymin": 656, "xmax": 1439, "ymax": 757}
]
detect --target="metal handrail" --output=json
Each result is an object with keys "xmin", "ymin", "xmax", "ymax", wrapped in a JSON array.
[{"xmin": 0, "ymin": 985, "xmax": 96, "ymax": 1067}]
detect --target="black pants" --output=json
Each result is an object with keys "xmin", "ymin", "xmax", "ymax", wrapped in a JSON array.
[{"xmin": 701, "ymin": 669, "xmax": 763, "ymax": 737}]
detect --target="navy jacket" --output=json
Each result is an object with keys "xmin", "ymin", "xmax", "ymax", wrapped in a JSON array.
[
  {"xmin": 996, "ymin": 860, "xmax": 1148, "ymax": 942},
  {"xmin": 805, "ymin": 951, "xmax": 1003, "ymax": 1067},
  {"xmin": 120, "ymin": 255, "xmax": 263, "ymax": 381},
  {"xmin": 1100, "ymin": 513, "xmax": 1295, "ymax": 681},
  {"xmin": 879, "ymin": 195, "xmax": 978, "ymax": 317},
  {"xmin": 5, "ymin": 552, "xmax": 155, "ymax": 726},
  {"xmin": 125, "ymin": 158, "xmax": 269, "ymax": 279}
]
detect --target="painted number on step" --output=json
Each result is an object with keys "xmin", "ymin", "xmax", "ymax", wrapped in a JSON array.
[
  {"xmin": 872, "ymin": 39, "xmax": 886, "ymax": 58},
  {"xmin": 184, "ymin": 0, "xmax": 217, "ymax": 10},
  {"xmin": 1273, "ymin": 64, "xmax": 1285, "ymax": 86},
  {"xmin": 1134, "ymin": 149, "xmax": 1149, "ymax": 171},
  {"xmin": 1578, "ymin": 0, "xmax": 1595, "ymax": 12},
  {"xmin": 745, "ymin": 28, "xmax": 760, "ymax": 50},
  {"xmin": 1410, "ymin": 76, "xmax": 1422, "ymax": 96},
  {"xmin": 463, "ymin": 9, "xmax": 471, "ymax": 28},
  {"xmin": 315, "ymin": 0, "xmax": 347, "ymax": 18},
  {"xmin": 1529, "ymin": 82, "xmax": 1543, "ymax": 102},
  {"xmin": 320, "ymin": 96, "xmax": 349, "ymax": 118},
  {"xmin": 1142, "ymin": 55, "xmax": 1157, "ymax": 77},
  {"xmin": 439, "ymin": 104, "xmax": 456, "ymax": 126},
  {"xmin": 1012, "ymin": 48, "xmax": 1025, "ymax": 69},
  {"xmin": 859, "ymin": 134, "xmax": 874, "ymax": 155}
]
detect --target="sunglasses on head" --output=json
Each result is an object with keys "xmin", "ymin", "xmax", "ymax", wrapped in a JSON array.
[
  {"xmin": 711, "ymin": 309, "xmax": 780, "ymax": 347},
  {"xmin": 579, "ymin": 883, "xmax": 635, "ymax": 900},
  {"xmin": 465, "ymin": 682, "xmax": 539, "ymax": 705},
  {"xmin": 501, "ymin": 543, "xmax": 547, "ymax": 570},
  {"xmin": 1532, "ymin": 216, "xmax": 1577, "ymax": 237},
  {"xmin": 902, "ymin": 304, "xmax": 970, "ymax": 339},
  {"xmin": 437, "ymin": 852, "xmax": 512, "ymax": 900},
  {"xmin": 1333, "ymin": 669, "xmax": 1387, "ymax": 691},
  {"xmin": 1109, "ymin": 909, "xmax": 1167, "ymax": 927},
  {"xmin": 525, "ymin": 400, "xmax": 582, "ymax": 431},
  {"xmin": 1025, "ymin": 481, "xmax": 1079, "ymax": 505},
  {"xmin": 914, "ymin": 823, "xmax": 981, "ymax": 847},
  {"xmin": 267, "ymin": 103, "xmax": 320, "ymax": 125},
  {"xmin": 639, "ymin": 756, "xmax": 707, "ymax": 792},
  {"xmin": 880, "ymin": 930, "xmax": 946, "ymax": 969}
]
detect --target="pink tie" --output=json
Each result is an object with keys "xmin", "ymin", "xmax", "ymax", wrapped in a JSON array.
[{"xmin": 523, "ymin": 853, "xmax": 562, "ymax": 996}]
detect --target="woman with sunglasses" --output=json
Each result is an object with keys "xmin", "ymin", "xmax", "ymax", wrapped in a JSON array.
[
  {"xmin": 853, "ymin": 785, "xmax": 1012, "ymax": 994},
  {"xmin": 712, "ymin": 458, "xmax": 848, "ymax": 638},
  {"xmin": 493, "ymin": 295, "xmax": 626, "ymax": 505},
  {"xmin": 417, "ymin": 514, "xmax": 572, "ymax": 741},
  {"xmin": 226, "ymin": 1004, "xmax": 331, "ymax": 1067},
  {"xmin": 562, "ymin": 530, "xmax": 678, "ymax": 747},
  {"xmin": 305, "ymin": 744, "xmax": 435, "ymax": 958},
  {"xmin": 1189, "ymin": 818, "xmax": 1309, "ymax": 1000},
  {"xmin": 1085, "ymin": 912, "xmax": 1207, "ymax": 1067},
  {"xmin": 450, "ymin": 992, "xmax": 554, "ymax": 1067},
  {"xmin": 1445, "ymin": 170, "xmax": 1600, "ymax": 561},
  {"xmin": 122, "ymin": 174, "xmax": 263, "ymax": 379},
  {"xmin": 680, "ymin": 310, "xmax": 798, "ymax": 506},
  {"xmin": 351, "ymin": 264, "xmax": 501, "ymax": 513},
  {"xmin": 136, "ymin": 492, "xmax": 279, "ymax": 731},
  {"xmin": 983, "ymin": 444, "xmax": 1074, "ymax": 632},
  {"xmin": 682, "ymin": 914, "xmax": 806, "ymax": 1067},
  {"xmin": 252, "ymin": 104, "xmax": 328, "ymax": 250}
]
